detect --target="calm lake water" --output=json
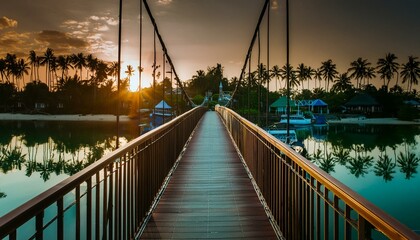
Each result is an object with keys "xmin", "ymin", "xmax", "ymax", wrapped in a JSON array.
[
  {"xmin": 1, "ymin": 120, "xmax": 419, "ymax": 234},
  {"xmin": 0, "ymin": 120, "xmax": 139, "ymax": 218},
  {"xmin": 297, "ymin": 123, "xmax": 420, "ymax": 233}
]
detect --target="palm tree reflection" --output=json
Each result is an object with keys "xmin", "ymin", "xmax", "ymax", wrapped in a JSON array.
[
  {"xmin": 318, "ymin": 152, "xmax": 337, "ymax": 173},
  {"xmin": 397, "ymin": 151, "xmax": 420, "ymax": 179},
  {"xmin": 0, "ymin": 144, "xmax": 26, "ymax": 174},
  {"xmin": 374, "ymin": 154, "xmax": 396, "ymax": 182},
  {"xmin": 347, "ymin": 145, "xmax": 374, "ymax": 178}
]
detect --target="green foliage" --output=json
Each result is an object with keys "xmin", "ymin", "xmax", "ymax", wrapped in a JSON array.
[
  {"xmin": 397, "ymin": 105, "xmax": 419, "ymax": 121},
  {"xmin": 0, "ymin": 82, "xmax": 17, "ymax": 112},
  {"xmin": 192, "ymin": 94, "xmax": 204, "ymax": 105},
  {"xmin": 208, "ymin": 100, "xmax": 218, "ymax": 110}
]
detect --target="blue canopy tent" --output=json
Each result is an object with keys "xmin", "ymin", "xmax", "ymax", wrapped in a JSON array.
[{"xmin": 311, "ymin": 99, "xmax": 328, "ymax": 114}]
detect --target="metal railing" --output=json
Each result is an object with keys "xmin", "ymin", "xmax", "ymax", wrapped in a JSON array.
[
  {"xmin": 0, "ymin": 107, "xmax": 206, "ymax": 240},
  {"xmin": 216, "ymin": 106, "xmax": 419, "ymax": 240}
]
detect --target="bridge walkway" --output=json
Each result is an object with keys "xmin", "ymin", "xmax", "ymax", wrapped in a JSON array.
[{"xmin": 140, "ymin": 111, "xmax": 277, "ymax": 239}]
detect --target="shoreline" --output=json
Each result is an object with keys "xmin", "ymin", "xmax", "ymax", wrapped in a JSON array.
[
  {"xmin": 328, "ymin": 117, "xmax": 420, "ymax": 125},
  {"xmin": 1, "ymin": 113, "xmax": 419, "ymax": 125},
  {"xmin": 0, "ymin": 113, "xmax": 135, "ymax": 122}
]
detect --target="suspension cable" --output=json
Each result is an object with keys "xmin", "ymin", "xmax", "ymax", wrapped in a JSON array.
[
  {"xmin": 116, "ymin": 0, "xmax": 123, "ymax": 148},
  {"xmin": 143, "ymin": 0, "xmax": 195, "ymax": 107},
  {"xmin": 266, "ymin": 1, "xmax": 270, "ymax": 127},
  {"xmin": 139, "ymin": 0, "xmax": 143, "ymax": 124},
  {"xmin": 257, "ymin": 29, "xmax": 261, "ymax": 126},
  {"xmin": 225, "ymin": 0, "xmax": 270, "ymax": 107}
]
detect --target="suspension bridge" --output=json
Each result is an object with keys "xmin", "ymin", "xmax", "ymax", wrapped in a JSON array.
[{"xmin": 0, "ymin": 0, "xmax": 419, "ymax": 239}]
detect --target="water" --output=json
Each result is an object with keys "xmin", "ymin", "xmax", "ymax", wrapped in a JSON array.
[
  {"xmin": 296, "ymin": 123, "xmax": 420, "ymax": 232},
  {"xmin": 1, "ymin": 120, "xmax": 419, "ymax": 234},
  {"xmin": 0, "ymin": 120, "xmax": 139, "ymax": 217}
]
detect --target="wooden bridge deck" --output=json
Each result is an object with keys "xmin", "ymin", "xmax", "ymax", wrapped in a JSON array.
[{"xmin": 140, "ymin": 111, "xmax": 277, "ymax": 239}]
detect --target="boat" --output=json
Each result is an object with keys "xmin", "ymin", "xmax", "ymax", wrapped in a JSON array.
[
  {"xmin": 266, "ymin": 127, "xmax": 307, "ymax": 156},
  {"xmin": 266, "ymin": 129, "xmax": 298, "ymax": 143},
  {"xmin": 280, "ymin": 114, "xmax": 312, "ymax": 125}
]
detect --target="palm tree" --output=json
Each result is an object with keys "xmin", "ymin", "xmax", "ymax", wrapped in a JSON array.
[
  {"xmin": 400, "ymin": 56, "xmax": 420, "ymax": 92},
  {"xmin": 270, "ymin": 65, "xmax": 281, "ymax": 91},
  {"xmin": 347, "ymin": 155, "xmax": 374, "ymax": 178},
  {"xmin": 365, "ymin": 67, "xmax": 376, "ymax": 86},
  {"xmin": 374, "ymin": 154, "xmax": 396, "ymax": 182},
  {"xmin": 331, "ymin": 72, "xmax": 353, "ymax": 93},
  {"xmin": 85, "ymin": 54, "xmax": 95, "ymax": 80},
  {"xmin": 348, "ymin": 57, "xmax": 374, "ymax": 88},
  {"xmin": 57, "ymin": 55, "xmax": 73, "ymax": 79},
  {"xmin": 125, "ymin": 65, "xmax": 134, "ymax": 87},
  {"xmin": 306, "ymin": 66, "xmax": 316, "ymax": 90},
  {"xmin": 279, "ymin": 64, "xmax": 298, "ymax": 89},
  {"xmin": 28, "ymin": 50, "xmax": 38, "ymax": 81},
  {"xmin": 320, "ymin": 59, "xmax": 338, "ymax": 91},
  {"xmin": 397, "ymin": 151, "xmax": 419, "ymax": 179},
  {"xmin": 49, "ymin": 56, "xmax": 58, "ymax": 88},
  {"xmin": 296, "ymin": 63, "xmax": 306, "ymax": 90},
  {"xmin": 376, "ymin": 53, "xmax": 399, "ymax": 89},
  {"xmin": 108, "ymin": 61, "xmax": 119, "ymax": 83},
  {"xmin": 15, "ymin": 59, "xmax": 30, "ymax": 90},
  {"xmin": 314, "ymin": 68, "xmax": 322, "ymax": 89},
  {"xmin": 5, "ymin": 53, "xmax": 17, "ymax": 83},
  {"xmin": 318, "ymin": 152, "xmax": 337, "ymax": 173},
  {"xmin": 72, "ymin": 52, "xmax": 86, "ymax": 79},
  {"xmin": 332, "ymin": 146, "xmax": 351, "ymax": 165},
  {"xmin": 40, "ymin": 48, "xmax": 54, "ymax": 89},
  {"xmin": 0, "ymin": 58, "xmax": 6, "ymax": 82}
]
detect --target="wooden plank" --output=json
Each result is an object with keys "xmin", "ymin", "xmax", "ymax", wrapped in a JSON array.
[{"xmin": 140, "ymin": 111, "xmax": 277, "ymax": 239}]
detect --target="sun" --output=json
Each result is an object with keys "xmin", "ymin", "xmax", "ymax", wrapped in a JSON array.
[{"xmin": 121, "ymin": 60, "xmax": 153, "ymax": 92}]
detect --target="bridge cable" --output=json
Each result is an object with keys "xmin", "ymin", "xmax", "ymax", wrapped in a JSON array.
[
  {"xmin": 257, "ymin": 29, "xmax": 261, "ymax": 126},
  {"xmin": 286, "ymin": 0, "xmax": 291, "ymax": 143},
  {"xmin": 225, "ymin": 0, "xmax": 270, "ymax": 108},
  {"xmin": 247, "ymin": 51, "xmax": 252, "ymax": 120},
  {"xmin": 116, "ymin": 0, "xmax": 123, "ymax": 149},
  {"xmin": 139, "ymin": 0, "xmax": 143, "ymax": 126},
  {"xmin": 266, "ymin": 0, "xmax": 270, "ymax": 127},
  {"xmin": 153, "ymin": 29, "xmax": 157, "ymax": 127},
  {"xmin": 142, "ymin": 0, "xmax": 195, "ymax": 107}
]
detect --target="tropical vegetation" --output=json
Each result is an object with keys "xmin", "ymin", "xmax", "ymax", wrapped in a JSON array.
[{"xmin": 0, "ymin": 49, "xmax": 419, "ymax": 120}]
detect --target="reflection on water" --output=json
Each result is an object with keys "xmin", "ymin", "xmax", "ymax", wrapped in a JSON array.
[
  {"xmin": 0, "ymin": 120, "xmax": 139, "ymax": 216},
  {"xmin": 1, "ymin": 121, "xmax": 420, "ymax": 232},
  {"xmin": 296, "ymin": 124, "xmax": 420, "ymax": 231},
  {"xmin": 300, "ymin": 124, "xmax": 420, "ymax": 179}
]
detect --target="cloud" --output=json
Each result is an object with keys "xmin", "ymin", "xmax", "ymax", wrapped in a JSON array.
[
  {"xmin": 95, "ymin": 24, "xmax": 110, "ymax": 32},
  {"xmin": 103, "ymin": 17, "xmax": 118, "ymax": 26},
  {"xmin": 0, "ymin": 13, "xmax": 117, "ymax": 60},
  {"xmin": 90, "ymin": 16, "xmax": 100, "ymax": 21},
  {"xmin": 0, "ymin": 31, "xmax": 34, "ymax": 57},
  {"xmin": 35, "ymin": 30, "xmax": 89, "ymax": 54},
  {"xmin": 157, "ymin": 0, "xmax": 173, "ymax": 6},
  {"xmin": 271, "ymin": 0, "xmax": 279, "ymax": 10},
  {"xmin": 0, "ymin": 16, "xmax": 18, "ymax": 30}
]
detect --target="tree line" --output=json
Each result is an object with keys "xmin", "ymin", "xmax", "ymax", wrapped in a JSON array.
[
  {"xmin": 0, "ymin": 48, "xmax": 188, "ymax": 115},
  {"xmin": 0, "ymin": 48, "xmax": 419, "ymax": 118}
]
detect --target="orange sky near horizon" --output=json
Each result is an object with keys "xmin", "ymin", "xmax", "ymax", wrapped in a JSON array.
[{"xmin": 1, "ymin": 0, "xmax": 420, "ymax": 92}]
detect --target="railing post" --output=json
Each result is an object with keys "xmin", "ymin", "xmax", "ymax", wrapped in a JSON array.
[
  {"xmin": 86, "ymin": 178, "xmax": 92, "ymax": 239},
  {"xmin": 57, "ymin": 197, "xmax": 64, "ymax": 240},
  {"xmin": 358, "ymin": 216, "xmax": 372, "ymax": 240},
  {"xmin": 35, "ymin": 211, "xmax": 44, "ymax": 240}
]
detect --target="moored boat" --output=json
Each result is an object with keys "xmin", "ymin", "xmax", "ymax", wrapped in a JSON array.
[{"xmin": 280, "ymin": 114, "xmax": 312, "ymax": 125}]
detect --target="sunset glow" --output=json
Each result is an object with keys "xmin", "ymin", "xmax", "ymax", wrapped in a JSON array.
[{"xmin": 0, "ymin": 0, "xmax": 419, "ymax": 91}]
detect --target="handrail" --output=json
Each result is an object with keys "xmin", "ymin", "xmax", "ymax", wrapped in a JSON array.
[
  {"xmin": 216, "ymin": 105, "xmax": 419, "ymax": 240},
  {"xmin": 0, "ymin": 106, "xmax": 207, "ymax": 239}
]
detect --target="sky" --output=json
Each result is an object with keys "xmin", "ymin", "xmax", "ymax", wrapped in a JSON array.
[{"xmin": 1, "ymin": 0, "xmax": 419, "ymax": 91}]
